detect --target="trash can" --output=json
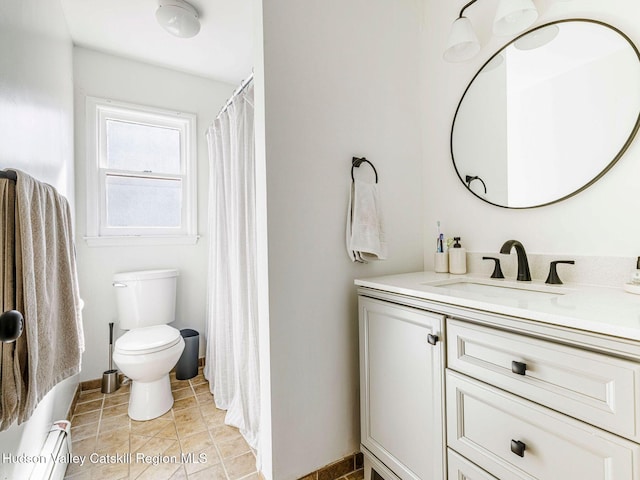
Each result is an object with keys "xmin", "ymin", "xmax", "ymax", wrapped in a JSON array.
[{"xmin": 176, "ymin": 329, "xmax": 199, "ymax": 380}]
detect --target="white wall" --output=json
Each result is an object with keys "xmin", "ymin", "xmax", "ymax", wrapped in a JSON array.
[
  {"xmin": 423, "ymin": 0, "xmax": 640, "ymax": 266},
  {"xmin": 73, "ymin": 48, "xmax": 236, "ymax": 381},
  {"xmin": 0, "ymin": 0, "xmax": 77, "ymax": 478},
  {"xmin": 257, "ymin": 0, "xmax": 425, "ymax": 478}
]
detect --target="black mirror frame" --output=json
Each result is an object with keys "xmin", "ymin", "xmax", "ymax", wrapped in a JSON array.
[{"xmin": 450, "ymin": 18, "xmax": 640, "ymax": 209}]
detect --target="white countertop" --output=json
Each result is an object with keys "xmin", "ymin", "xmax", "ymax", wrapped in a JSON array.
[{"xmin": 355, "ymin": 271, "xmax": 640, "ymax": 342}]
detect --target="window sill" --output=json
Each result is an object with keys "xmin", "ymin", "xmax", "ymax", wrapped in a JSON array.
[{"xmin": 84, "ymin": 235, "xmax": 200, "ymax": 247}]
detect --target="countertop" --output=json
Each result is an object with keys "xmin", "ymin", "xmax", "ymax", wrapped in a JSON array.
[{"xmin": 355, "ymin": 271, "xmax": 640, "ymax": 342}]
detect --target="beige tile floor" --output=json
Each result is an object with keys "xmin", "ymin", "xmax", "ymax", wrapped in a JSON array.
[{"xmin": 65, "ymin": 368, "xmax": 258, "ymax": 480}]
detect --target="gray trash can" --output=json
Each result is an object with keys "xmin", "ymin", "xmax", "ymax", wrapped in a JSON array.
[{"xmin": 176, "ymin": 329, "xmax": 199, "ymax": 380}]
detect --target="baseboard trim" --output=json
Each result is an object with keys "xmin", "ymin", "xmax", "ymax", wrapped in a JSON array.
[
  {"xmin": 80, "ymin": 357, "xmax": 206, "ymax": 391},
  {"xmin": 66, "ymin": 384, "xmax": 81, "ymax": 421},
  {"xmin": 298, "ymin": 452, "xmax": 364, "ymax": 480}
]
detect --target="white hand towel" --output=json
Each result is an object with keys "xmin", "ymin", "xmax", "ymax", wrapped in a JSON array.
[{"xmin": 346, "ymin": 180, "xmax": 387, "ymax": 262}]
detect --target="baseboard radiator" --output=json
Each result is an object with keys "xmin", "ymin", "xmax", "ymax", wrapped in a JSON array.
[{"xmin": 30, "ymin": 420, "xmax": 71, "ymax": 480}]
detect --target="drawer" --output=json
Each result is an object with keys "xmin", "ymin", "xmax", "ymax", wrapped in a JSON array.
[
  {"xmin": 448, "ymin": 449, "xmax": 497, "ymax": 480},
  {"xmin": 446, "ymin": 370, "xmax": 640, "ymax": 480},
  {"xmin": 447, "ymin": 318, "xmax": 640, "ymax": 441}
]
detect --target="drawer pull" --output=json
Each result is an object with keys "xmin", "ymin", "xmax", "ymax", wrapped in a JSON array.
[
  {"xmin": 510, "ymin": 439, "xmax": 526, "ymax": 457},
  {"xmin": 511, "ymin": 361, "xmax": 527, "ymax": 376},
  {"xmin": 427, "ymin": 334, "xmax": 439, "ymax": 345}
]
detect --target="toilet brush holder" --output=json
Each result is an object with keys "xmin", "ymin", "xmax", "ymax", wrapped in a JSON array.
[{"xmin": 101, "ymin": 322, "xmax": 120, "ymax": 394}]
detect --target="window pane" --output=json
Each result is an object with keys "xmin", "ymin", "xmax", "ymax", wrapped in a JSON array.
[
  {"xmin": 106, "ymin": 119, "xmax": 181, "ymax": 173},
  {"xmin": 106, "ymin": 175, "xmax": 182, "ymax": 228}
]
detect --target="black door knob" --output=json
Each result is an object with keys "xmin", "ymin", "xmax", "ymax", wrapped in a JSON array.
[{"xmin": 0, "ymin": 310, "xmax": 24, "ymax": 343}]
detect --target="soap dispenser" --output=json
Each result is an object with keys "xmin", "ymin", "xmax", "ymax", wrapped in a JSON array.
[{"xmin": 449, "ymin": 237, "xmax": 467, "ymax": 274}]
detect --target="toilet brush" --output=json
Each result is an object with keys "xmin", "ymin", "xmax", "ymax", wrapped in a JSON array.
[{"xmin": 101, "ymin": 322, "xmax": 120, "ymax": 394}]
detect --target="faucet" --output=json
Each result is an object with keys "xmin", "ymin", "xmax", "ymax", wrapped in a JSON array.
[{"xmin": 500, "ymin": 240, "xmax": 531, "ymax": 281}]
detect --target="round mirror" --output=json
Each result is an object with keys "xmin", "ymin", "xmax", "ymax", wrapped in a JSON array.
[{"xmin": 451, "ymin": 19, "xmax": 640, "ymax": 208}]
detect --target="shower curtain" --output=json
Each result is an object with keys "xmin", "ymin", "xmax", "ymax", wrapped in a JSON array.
[{"xmin": 204, "ymin": 81, "xmax": 260, "ymax": 452}]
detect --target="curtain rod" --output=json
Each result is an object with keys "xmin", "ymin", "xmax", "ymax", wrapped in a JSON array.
[
  {"xmin": 215, "ymin": 71, "xmax": 254, "ymax": 121},
  {"xmin": 0, "ymin": 170, "xmax": 17, "ymax": 181}
]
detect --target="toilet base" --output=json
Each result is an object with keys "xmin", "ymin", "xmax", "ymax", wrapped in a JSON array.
[{"xmin": 127, "ymin": 374, "xmax": 174, "ymax": 421}]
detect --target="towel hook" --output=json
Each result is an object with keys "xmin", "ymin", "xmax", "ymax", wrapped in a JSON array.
[{"xmin": 351, "ymin": 157, "xmax": 378, "ymax": 184}]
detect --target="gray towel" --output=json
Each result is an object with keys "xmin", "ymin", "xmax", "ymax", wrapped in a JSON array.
[
  {"xmin": 0, "ymin": 178, "xmax": 27, "ymax": 430},
  {"xmin": 10, "ymin": 170, "xmax": 84, "ymax": 425}
]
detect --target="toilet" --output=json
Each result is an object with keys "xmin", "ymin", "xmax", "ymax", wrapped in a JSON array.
[{"xmin": 112, "ymin": 269, "xmax": 185, "ymax": 421}]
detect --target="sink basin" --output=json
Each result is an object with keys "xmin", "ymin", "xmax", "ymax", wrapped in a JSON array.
[{"xmin": 424, "ymin": 278, "xmax": 568, "ymax": 303}]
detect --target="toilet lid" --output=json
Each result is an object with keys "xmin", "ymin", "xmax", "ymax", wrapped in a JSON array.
[{"xmin": 115, "ymin": 325, "xmax": 182, "ymax": 355}]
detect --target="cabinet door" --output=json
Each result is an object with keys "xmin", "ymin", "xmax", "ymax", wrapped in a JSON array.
[{"xmin": 359, "ymin": 297, "xmax": 445, "ymax": 480}]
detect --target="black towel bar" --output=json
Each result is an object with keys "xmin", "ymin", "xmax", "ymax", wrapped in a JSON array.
[
  {"xmin": 351, "ymin": 157, "xmax": 378, "ymax": 183},
  {"xmin": 0, "ymin": 170, "xmax": 17, "ymax": 181}
]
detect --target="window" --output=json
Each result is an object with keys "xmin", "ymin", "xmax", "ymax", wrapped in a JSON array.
[{"xmin": 85, "ymin": 97, "xmax": 197, "ymax": 245}]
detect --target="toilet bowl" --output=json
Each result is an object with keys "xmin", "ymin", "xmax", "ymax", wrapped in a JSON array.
[
  {"xmin": 111, "ymin": 269, "xmax": 183, "ymax": 421},
  {"xmin": 113, "ymin": 325, "xmax": 184, "ymax": 420}
]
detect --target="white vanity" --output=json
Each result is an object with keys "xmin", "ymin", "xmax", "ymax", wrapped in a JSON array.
[{"xmin": 356, "ymin": 272, "xmax": 640, "ymax": 480}]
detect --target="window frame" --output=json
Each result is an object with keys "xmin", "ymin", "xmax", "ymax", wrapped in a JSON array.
[{"xmin": 85, "ymin": 96, "xmax": 198, "ymax": 246}]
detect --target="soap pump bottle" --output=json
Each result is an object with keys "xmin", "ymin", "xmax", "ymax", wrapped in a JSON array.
[{"xmin": 449, "ymin": 237, "xmax": 467, "ymax": 275}]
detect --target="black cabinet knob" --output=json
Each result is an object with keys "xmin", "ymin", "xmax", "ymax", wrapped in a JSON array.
[
  {"xmin": 511, "ymin": 361, "xmax": 527, "ymax": 376},
  {"xmin": 511, "ymin": 439, "xmax": 526, "ymax": 457},
  {"xmin": 427, "ymin": 334, "xmax": 439, "ymax": 346}
]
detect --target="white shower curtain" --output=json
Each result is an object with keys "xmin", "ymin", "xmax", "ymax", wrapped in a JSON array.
[{"xmin": 204, "ymin": 82, "xmax": 260, "ymax": 451}]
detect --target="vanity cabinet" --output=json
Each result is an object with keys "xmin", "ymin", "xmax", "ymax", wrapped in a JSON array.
[
  {"xmin": 357, "ymin": 282, "xmax": 640, "ymax": 480},
  {"xmin": 358, "ymin": 296, "xmax": 445, "ymax": 480}
]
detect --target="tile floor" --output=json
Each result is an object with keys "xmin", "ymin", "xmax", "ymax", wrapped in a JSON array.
[{"xmin": 65, "ymin": 368, "xmax": 258, "ymax": 480}]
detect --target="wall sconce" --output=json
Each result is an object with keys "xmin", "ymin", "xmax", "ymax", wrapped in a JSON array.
[{"xmin": 444, "ymin": 0, "xmax": 539, "ymax": 62}]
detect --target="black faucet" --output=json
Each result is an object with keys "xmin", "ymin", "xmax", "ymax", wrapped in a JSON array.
[{"xmin": 500, "ymin": 240, "xmax": 531, "ymax": 281}]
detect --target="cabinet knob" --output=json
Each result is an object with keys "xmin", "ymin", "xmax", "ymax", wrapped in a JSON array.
[
  {"xmin": 511, "ymin": 439, "xmax": 526, "ymax": 457},
  {"xmin": 427, "ymin": 334, "xmax": 439, "ymax": 346},
  {"xmin": 511, "ymin": 361, "xmax": 527, "ymax": 375}
]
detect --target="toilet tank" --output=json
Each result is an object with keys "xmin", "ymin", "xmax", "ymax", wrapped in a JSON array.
[{"xmin": 113, "ymin": 269, "xmax": 179, "ymax": 329}]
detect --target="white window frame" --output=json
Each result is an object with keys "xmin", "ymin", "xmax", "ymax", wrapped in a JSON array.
[{"xmin": 85, "ymin": 96, "xmax": 198, "ymax": 246}]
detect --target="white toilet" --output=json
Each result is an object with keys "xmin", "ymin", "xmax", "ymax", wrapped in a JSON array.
[{"xmin": 112, "ymin": 269, "xmax": 185, "ymax": 421}]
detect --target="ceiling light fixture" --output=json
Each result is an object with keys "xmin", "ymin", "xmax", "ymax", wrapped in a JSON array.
[
  {"xmin": 444, "ymin": 0, "xmax": 539, "ymax": 62},
  {"xmin": 156, "ymin": 0, "xmax": 201, "ymax": 39}
]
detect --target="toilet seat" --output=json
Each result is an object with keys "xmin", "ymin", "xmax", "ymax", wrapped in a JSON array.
[{"xmin": 115, "ymin": 325, "xmax": 182, "ymax": 355}]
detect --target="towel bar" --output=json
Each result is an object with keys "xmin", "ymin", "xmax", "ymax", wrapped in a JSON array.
[
  {"xmin": 351, "ymin": 157, "xmax": 378, "ymax": 183},
  {"xmin": 0, "ymin": 170, "xmax": 17, "ymax": 181}
]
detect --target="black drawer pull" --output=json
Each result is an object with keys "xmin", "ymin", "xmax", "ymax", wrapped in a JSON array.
[
  {"xmin": 511, "ymin": 439, "xmax": 526, "ymax": 457},
  {"xmin": 511, "ymin": 361, "xmax": 527, "ymax": 376},
  {"xmin": 427, "ymin": 334, "xmax": 439, "ymax": 346}
]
